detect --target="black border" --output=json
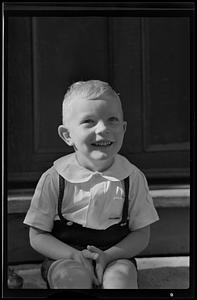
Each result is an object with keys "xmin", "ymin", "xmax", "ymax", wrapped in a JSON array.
[{"xmin": 2, "ymin": 1, "xmax": 195, "ymax": 299}]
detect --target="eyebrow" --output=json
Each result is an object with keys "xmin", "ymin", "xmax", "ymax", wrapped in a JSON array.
[{"xmin": 79, "ymin": 114, "xmax": 94, "ymax": 119}]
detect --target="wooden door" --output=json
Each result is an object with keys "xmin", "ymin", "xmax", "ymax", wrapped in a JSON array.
[{"xmin": 6, "ymin": 16, "xmax": 190, "ymax": 187}]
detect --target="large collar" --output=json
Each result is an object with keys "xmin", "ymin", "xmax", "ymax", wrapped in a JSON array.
[{"xmin": 53, "ymin": 153, "xmax": 136, "ymax": 183}]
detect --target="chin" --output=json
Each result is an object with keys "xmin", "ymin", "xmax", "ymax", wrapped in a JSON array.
[{"xmin": 90, "ymin": 151, "xmax": 114, "ymax": 161}]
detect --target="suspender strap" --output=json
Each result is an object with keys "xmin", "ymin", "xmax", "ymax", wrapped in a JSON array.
[
  {"xmin": 58, "ymin": 175, "xmax": 66, "ymax": 222},
  {"xmin": 120, "ymin": 176, "xmax": 130, "ymax": 225}
]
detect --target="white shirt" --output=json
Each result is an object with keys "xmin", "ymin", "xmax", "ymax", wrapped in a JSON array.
[{"xmin": 24, "ymin": 153, "xmax": 159, "ymax": 231}]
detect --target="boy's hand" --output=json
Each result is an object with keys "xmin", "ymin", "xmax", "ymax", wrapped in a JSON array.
[
  {"xmin": 82, "ymin": 245, "xmax": 110, "ymax": 285},
  {"xmin": 73, "ymin": 250, "xmax": 99, "ymax": 286}
]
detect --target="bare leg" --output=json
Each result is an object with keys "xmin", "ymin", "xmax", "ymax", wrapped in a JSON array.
[
  {"xmin": 47, "ymin": 259, "xmax": 93, "ymax": 289},
  {"xmin": 102, "ymin": 259, "xmax": 138, "ymax": 289}
]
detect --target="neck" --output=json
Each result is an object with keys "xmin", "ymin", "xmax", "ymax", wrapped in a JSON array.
[{"xmin": 75, "ymin": 153, "xmax": 114, "ymax": 172}]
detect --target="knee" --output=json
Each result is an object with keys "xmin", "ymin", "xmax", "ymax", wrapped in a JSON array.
[
  {"xmin": 103, "ymin": 259, "xmax": 138, "ymax": 289},
  {"xmin": 47, "ymin": 259, "xmax": 92, "ymax": 289}
]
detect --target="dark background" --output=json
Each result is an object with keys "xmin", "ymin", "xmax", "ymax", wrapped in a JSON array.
[{"xmin": 6, "ymin": 16, "xmax": 190, "ymax": 188}]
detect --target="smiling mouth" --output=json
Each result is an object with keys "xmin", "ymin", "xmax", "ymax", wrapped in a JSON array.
[{"xmin": 91, "ymin": 141, "xmax": 113, "ymax": 147}]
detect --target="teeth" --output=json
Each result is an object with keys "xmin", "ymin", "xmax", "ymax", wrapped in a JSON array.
[{"xmin": 92, "ymin": 141, "xmax": 112, "ymax": 146}]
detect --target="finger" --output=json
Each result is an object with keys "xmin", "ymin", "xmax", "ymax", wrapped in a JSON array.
[
  {"xmin": 82, "ymin": 249, "xmax": 96, "ymax": 260},
  {"xmin": 93, "ymin": 253, "xmax": 99, "ymax": 260},
  {"xmin": 92, "ymin": 273, "xmax": 99, "ymax": 286},
  {"xmin": 80, "ymin": 256, "xmax": 99, "ymax": 285},
  {"xmin": 86, "ymin": 258, "xmax": 99, "ymax": 286},
  {"xmin": 96, "ymin": 264, "xmax": 103, "ymax": 284},
  {"xmin": 84, "ymin": 260, "xmax": 99, "ymax": 286},
  {"xmin": 87, "ymin": 245, "xmax": 101, "ymax": 253}
]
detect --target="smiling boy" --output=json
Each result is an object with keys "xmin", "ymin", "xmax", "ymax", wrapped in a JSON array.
[
  {"xmin": 24, "ymin": 80, "xmax": 159, "ymax": 289},
  {"xmin": 58, "ymin": 81, "xmax": 126, "ymax": 172}
]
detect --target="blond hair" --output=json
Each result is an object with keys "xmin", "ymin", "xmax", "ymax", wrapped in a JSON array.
[{"xmin": 62, "ymin": 80, "xmax": 122, "ymax": 126}]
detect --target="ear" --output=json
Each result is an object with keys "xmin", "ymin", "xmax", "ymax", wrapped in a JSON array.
[
  {"xmin": 58, "ymin": 125, "xmax": 73, "ymax": 146},
  {"xmin": 123, "ymin": 121, "xmax": 127, "ymax": 133}
]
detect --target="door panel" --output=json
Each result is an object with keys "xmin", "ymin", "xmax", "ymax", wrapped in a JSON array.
[
  {"xmin": 32, "ymin": 17, "xmax": 110, "ymax": 154},
  {"xmin": 142, "ymin": 18, "xmax": 190, "ymax": 151}
]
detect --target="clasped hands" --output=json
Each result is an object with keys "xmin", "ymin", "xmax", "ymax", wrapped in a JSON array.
[{"xmin": 80, "ymin": 245, "xmax": 110, "ymax": 287}]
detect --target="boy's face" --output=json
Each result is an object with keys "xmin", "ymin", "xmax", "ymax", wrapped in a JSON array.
[{"xmin": 61, "ymin": 93, "xmax": 127, "ymax": 171}]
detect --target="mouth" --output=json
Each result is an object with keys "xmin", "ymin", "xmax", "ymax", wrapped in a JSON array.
[{"xmin": 91, "ymin": 140, "xmax": 114, "ymax": 147}]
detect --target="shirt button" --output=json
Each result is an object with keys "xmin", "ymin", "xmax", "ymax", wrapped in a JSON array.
[{"xmin": 66, "ymin": 221, "xmax": 73, "ymax": 226}]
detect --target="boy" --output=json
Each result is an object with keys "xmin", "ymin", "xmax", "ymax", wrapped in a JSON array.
[{"xmin": 24, "ymin": 80, "xmax": 159, "ymax": 289}]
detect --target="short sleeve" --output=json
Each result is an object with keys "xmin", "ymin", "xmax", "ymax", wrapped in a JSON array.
[
  {"xmin": 128, "ymin": 170, "xmax": 159, "ymax": 231},
  {"xmin": 23, "ymin": 168, "xmax": 59, "ymax": 232}
]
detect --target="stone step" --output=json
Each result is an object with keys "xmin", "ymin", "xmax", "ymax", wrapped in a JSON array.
[
  {"xmin": 8, "ymin": 186, "xmax": 190, "ymax": 214},
  {"xmin": 9, "ymin": 256, "xmax": 189, "ymax": 290},
  {"xmin": 7, "ymin": 187, "xmax": 190, "ymax": 263}
]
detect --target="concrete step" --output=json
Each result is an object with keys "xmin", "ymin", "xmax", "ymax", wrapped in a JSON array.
[
  {"xmin": 7, "ymin": 186, "xmax": 190, "ymax": 214},
  {"xmin": 9, "ymin": 256, "xmax": 189, "ymax": 290},
  {"xmin": 7, "ymin": 187, "xmax": 190, "ymax": 263}
]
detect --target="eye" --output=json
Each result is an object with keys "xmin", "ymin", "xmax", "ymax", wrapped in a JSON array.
[
  {"xmin": 84, "ymin": 119, "xmax": 94, "ymax": 123},
  {"xmin": 108, "ymin": 117, "xmax": 119, "ymax": 123},
  {"xmin": 81, "ymin": 119, "xmax": 94, "ymax": 125}
]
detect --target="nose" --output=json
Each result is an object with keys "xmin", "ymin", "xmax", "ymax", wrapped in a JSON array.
[{"xmin": 95, "ymin": 121, "xmax": 109, "ymax": 135}]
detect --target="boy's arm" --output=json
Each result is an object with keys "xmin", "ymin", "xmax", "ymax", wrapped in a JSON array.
[
  {"xmin": 29, "ymin": 227, "xmax": 80, "ymax": 260},
  {"xmin": 104, "ymin": 225, "xmax": 150, "ymax": 264}
]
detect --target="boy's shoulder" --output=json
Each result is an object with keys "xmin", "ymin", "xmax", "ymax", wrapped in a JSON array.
[
  {"xmin": 37, "ymin": 154, "xmax": 74, "ymax": 184},
  {"xmin": 53, "ymin": 152, "xmax": 76, "ymax": 169},
  {"xmin": 52, "ymin": 152, "xmax": 90, "ymax": 183},
  {"xmin": 115, "ymin": 155, "xmax": 148, "ymax": 187},
  {"xmin": 116, "ymin": 154, "xmax": 142, "ymax": 178},
  {"xmin": 38, "ymin": 165, "xmax": 59, "ymax": 182}
]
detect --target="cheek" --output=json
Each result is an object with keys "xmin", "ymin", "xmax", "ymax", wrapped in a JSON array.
[
  {"xmin": 114, "ymin": 126, "xmax": 125, "ymax": 138},
  {"xmin": 72, "ymin": 129, "xmax": 93, "ymax": 144},
  {"xmin": 114, "ymin": 130, "xmax": 125, "ymax": 147}
]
